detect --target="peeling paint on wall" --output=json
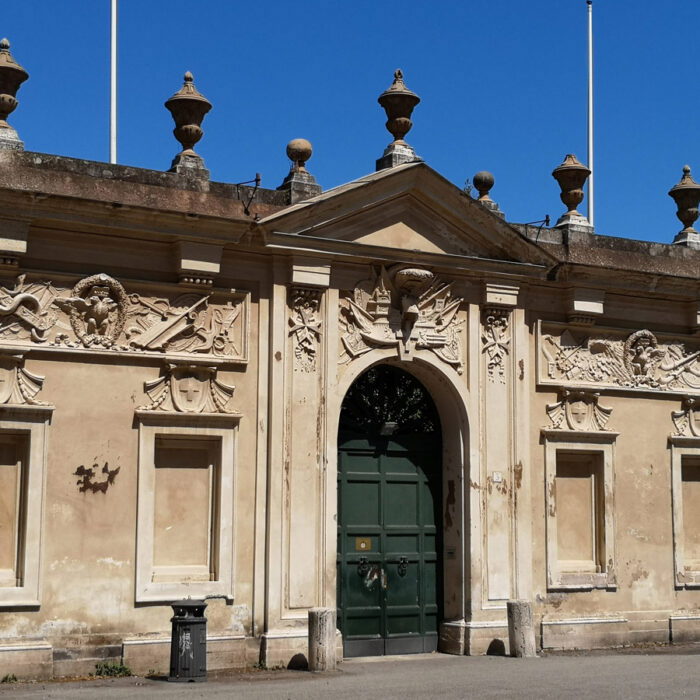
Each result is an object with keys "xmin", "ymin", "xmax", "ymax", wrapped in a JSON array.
[{"xmin": 74, "ymin": 461, "xmax": 120, "ymax": 494}]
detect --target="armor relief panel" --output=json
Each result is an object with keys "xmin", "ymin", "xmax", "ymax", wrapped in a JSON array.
[
  {"xmin": 338, "ymin": 264, "xmax": 464, "ymax": 374},
  {"xmin": 0, "ymin": 272, "xmax": 249, "ymax": 365},
  {"xmin": 538, "ymin": 320, "xmax": 700, "ymax": 394}
]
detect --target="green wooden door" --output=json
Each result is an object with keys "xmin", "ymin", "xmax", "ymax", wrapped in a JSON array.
[{"xmin": 337, "ymin": 366, "xmax": 442, "ymax": 657}]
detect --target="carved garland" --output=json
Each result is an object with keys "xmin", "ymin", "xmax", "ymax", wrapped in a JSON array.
[
  {"xmin": 138, "ymin": 363, "xmax": 236, "ymax": 414},
  {"xmin": 138, "ymin": 362, "xmax": 237, "ymax": 414},
  {"xmin": 56, "ymin": 273, "xmax": 128, "ymax": 348},
  {"xmin": 545, "ymin": 389, "xmax": 612, "ymax": 432}
]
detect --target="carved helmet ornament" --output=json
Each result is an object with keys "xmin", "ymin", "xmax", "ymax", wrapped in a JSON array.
[{"xmin": 341, "ymin": 265, "xmax": 463, "ymax": 372}]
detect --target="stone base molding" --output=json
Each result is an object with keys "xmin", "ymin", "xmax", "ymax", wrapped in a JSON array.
[{"xmin": 0, "ymin": 640, "xmax": 52, "ymax": 681}]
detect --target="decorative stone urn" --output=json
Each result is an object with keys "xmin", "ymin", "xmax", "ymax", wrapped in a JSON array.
[
  {"xmin": 164, "ymin": 72, "xmax": 212, "ymax": 176},
  {"xmin": 668, "ymin": 165, "xmax": 700, "ymax": 246},
  {"xmin": 551, "ymin": 154, "xmax": 591, "ymax": 228},
  {"xmin": 0, "ymin": 38, "xmax": 29, "ymax": 150},
  {"xmin": 376, "ymin": 70, "xmax": 421, "ymax": 170}
]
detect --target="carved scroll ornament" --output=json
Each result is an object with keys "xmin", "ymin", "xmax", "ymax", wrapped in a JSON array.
[
  {"xmin": 0, "ymin": 273, "xmax": 247, "ymax": 363},
  {"xmin": 540, "ymin": 323, "xmax": 700, "ymax": 393},
  {"xmin": 546, "ymin": 389, "xmax": 612, "ymax": 432},
  {"xmin": 0, "ymin": 352, "xmax": 48, "ymax": 406},
  {"xmin": 138, "ymin": 363, "xmax": 237, "ymax": 414},
  {"xmin": 340, "ymin": 265, "xmax": 463, "ymax": 372},
  {"xmin": 672, "ymin": 396, "xmax": 700, "ymax": 437}
]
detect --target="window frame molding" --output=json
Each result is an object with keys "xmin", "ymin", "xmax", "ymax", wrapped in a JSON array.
[
  {"xmin": 669, "ymin": 435, "xmax": 700, "ymax": 588},
  {"xmin": 0, "ymin": 405, "xmax": 54, "ymax": 607},
  {"xmin": 542, "ymin": 429, "xmax": 618, "ymax": 591},
  {"xmin": 135, "ymin": 411, "xmax": 240, "ymax": 603}
]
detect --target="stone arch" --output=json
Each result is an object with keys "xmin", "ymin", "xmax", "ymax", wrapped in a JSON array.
[{"xmin": 328, "ymin": 349, "xmax": 471, "ymax": 627}]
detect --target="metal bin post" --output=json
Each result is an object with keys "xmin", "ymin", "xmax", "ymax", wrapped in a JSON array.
[{"xmin": 168, "ymin": 599, "xmax": 207, "ymax": 682}]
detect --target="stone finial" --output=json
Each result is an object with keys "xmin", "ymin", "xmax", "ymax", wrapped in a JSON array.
[
  {"xmin": 278, "ymin": 138, "xmax": 322, "ymax": 204},
  {"xmin": 472, "ymin": 171, "xmax": 505, "ymax": 219},
  {"xmin": 164, "ymin": 72, "xmax": 212, "ymax": 177},
  {"xmin": 669, "ymin": 165, "xmax": 700, "ymax": 247},
  {"xmin": 0, "ymin": 38, "xmax": 29, "ymax": 151},
  {"xmin": 551, "ymin": 154, "xmax": 592, "ymax": 229},
  {"xmin": 473, "ymin": 171, "xmax": 494, "ymax": 201},
  {"xmin": 286, "ymin": 138, "xmax": 313, "ymax": 173},
  {"xmin": 376, "ymin": 69, "xmax": 422, "ymax": 171}
]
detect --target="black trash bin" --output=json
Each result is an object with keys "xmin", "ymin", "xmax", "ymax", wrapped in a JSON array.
[{"xmin": 168, "ymin": 599, "xmax": 207, "ymax": 682}]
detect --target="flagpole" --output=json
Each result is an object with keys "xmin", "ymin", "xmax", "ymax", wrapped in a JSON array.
[
  {"xmin": 587, "ymin": 0, "xmax": 594, "ymax": 226},
  {"xmin": 110, "ymin": 0, "xmax": 117, "ymax": 164}
]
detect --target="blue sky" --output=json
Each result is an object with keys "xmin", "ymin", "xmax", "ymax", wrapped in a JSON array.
[{"xmin": 3, "ymin": 1, "xmax": 698, "ymax": 243}]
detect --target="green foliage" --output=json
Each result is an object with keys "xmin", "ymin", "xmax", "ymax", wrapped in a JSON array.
[
  {"xmin": 94, "ymin": 662, "xmax": 132, "ymax": 677},
  {"xmin": 1, "ymin": 674, "xmax": 17, "ymax": 683}
]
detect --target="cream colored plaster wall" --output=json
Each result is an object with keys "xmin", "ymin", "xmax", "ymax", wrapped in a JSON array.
[
  {"xmin": 0, "ymin": 238, "xmax": 264, "ymax": 655},
  {"xmin": 0, "ymin": 353, "xmax": 258, "ymax": 647},
  {"xmin": 530, "ymin": 386, "xmax": 699, "ymax": 618}
]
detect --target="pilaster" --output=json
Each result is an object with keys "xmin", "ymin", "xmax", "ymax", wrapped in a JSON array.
[{"xmin": 480, "ymin": 282, "xmax": 519, "ymax": 607}]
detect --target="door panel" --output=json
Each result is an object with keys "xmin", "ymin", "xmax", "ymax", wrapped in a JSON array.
[{"xmin": 337, "ymin": 365, "xmax": 442, "ymax": 657}]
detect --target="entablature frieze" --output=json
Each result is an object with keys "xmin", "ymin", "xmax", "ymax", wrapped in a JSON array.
[
  {"xmin": 538, "ymin": 320, "xmax": 700, "ymax": 397},
  {"xmin": 0, "ymin": 271, "xmax": 249, "ymax": 366}
]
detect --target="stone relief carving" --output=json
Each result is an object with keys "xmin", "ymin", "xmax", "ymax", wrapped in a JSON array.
[
  {"xmin": 340, "ymin": 265, "xmax": 463, "ymax": 372},
  {"xmin": 546, "ymin": 389, "xmax": 612, "ymax": 432},
  {"xmin": 288, "ymin": 286, "xmax": 322, "ymax": 372},
  {"xmin": 540, "ymin": 323, "xmax": 700, "ymax": 392},
  {"xmin": 671, "ymin": 396, "xmax": 700, "ymax": 437},
  {"xmin": 481, "ymin": 308, "xmax": 510, "ymax": 382},
  {"xmin": 0, "ymin": 352, "xmax": 48, "ymax": 406},
  {"xmin": 0, "ymin": 273, "xmax": 248, "ymax": 362},
  {"xmin": 55, "ymin": 273, "xmax": 128, "ymax": 347},
  {"xmin": 0, "ymin": 274, "xmax": 57, "ymax": 341},
  {"xmin": 138, "ymin": 362, "xmax": 237, "ymax": 414}
]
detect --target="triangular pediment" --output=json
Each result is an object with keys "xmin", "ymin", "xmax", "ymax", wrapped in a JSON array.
[{"xmin": 260, "ymin": 162, "xmax": 557, "ymax": 270}]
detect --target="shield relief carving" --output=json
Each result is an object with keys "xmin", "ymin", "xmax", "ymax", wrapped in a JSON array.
[{"xmin": 170, "ymin": 366, "xmax": 209, "ymax": 413}]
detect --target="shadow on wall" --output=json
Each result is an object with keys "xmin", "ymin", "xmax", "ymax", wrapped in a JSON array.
[
  {"xmin": 486, "ymin": 639, "xmax": 506, "ymax": 656},
  {"xmin": 288, "ymin": 653, "xmax": 309, "ymax": 670}
]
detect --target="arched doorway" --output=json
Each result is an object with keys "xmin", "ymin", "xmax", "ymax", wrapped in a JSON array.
[{"xmin": 337, "ymin": 364, "xmax": 443, "ymax": 657}]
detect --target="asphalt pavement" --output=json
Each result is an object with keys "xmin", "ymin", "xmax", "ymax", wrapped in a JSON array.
[{"xmin": 1, "ymin": 649, "xmax": 700, "ymax": 699}]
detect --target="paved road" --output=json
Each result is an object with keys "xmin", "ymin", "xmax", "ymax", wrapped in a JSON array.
[{"xmin": 2, "ymin": 651, "xmax": 700, "ymax": 699}]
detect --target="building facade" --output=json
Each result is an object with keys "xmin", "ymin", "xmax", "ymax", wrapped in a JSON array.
[{"xmin": 2, "ymin": 43, "xmax": 700, "ymax": 678}]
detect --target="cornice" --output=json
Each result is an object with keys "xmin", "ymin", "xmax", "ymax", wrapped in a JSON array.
[{"xmin": 263, "ymin": 230, "xmax": 550, "ymax": 280}]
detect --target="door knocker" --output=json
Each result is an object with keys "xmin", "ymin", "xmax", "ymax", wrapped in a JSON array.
[{"xmin": 398, "ymin": 556, "xmax": 408, "ymax": 577}]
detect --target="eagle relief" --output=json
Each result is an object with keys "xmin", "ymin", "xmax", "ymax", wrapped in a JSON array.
[
  {"xmin": 339, "ymin": 265, "xmax": 463, "ymax": 372},
  {"xmin": 0, "ymin": 272, "xmax": 248, "ymax": 362}
]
